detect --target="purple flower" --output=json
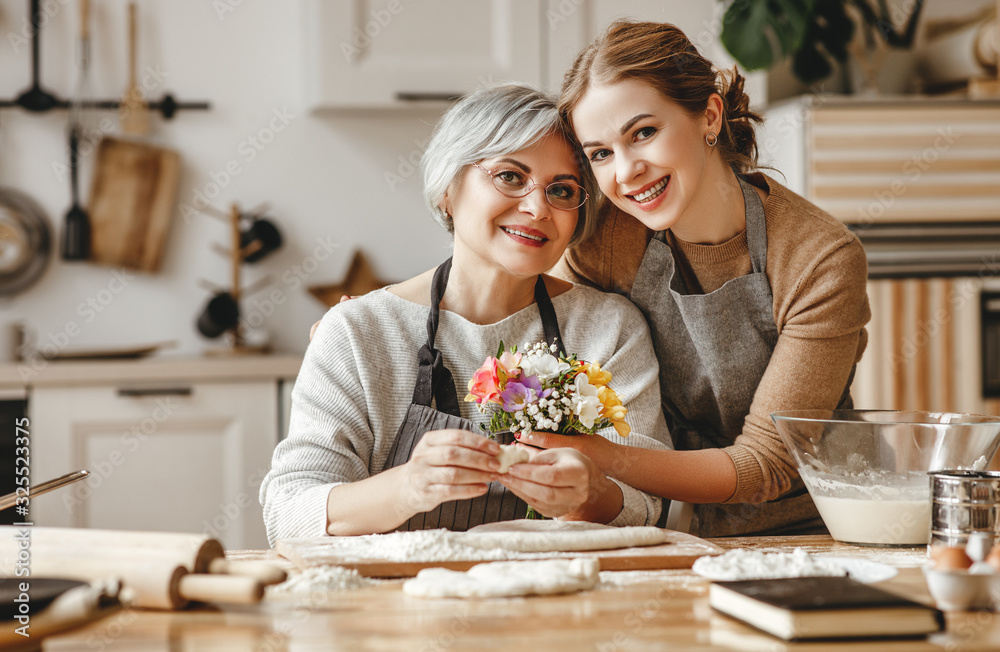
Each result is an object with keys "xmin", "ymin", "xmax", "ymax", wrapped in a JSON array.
[
  {"xmin": 519, "ymin": 374, "xmax": 552, "ymax": 399},
  {"xmin": 500, "ymin": 381, "xmax": 537, "ymax": 413}
]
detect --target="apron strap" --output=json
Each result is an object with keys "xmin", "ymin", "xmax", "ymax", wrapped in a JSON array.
[
  {"xmin": 534, "ymin": 276, "xmax": 566, "ymax": 357},
  {"xmin": 737, "ymin": 175, "xmax": 768, "ymax": 274},
  {"xmin": 411, "ymin": 258, "xmax": 462, "ymax": 416}
]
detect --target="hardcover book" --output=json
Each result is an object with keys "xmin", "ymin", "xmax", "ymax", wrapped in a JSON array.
[{"xmin": 709, "ymin": 576, "xmax": 945, "ymax": 641}]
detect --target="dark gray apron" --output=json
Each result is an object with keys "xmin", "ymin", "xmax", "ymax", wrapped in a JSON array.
[
  {"xmin": 630, "ymin": 176, "xmax": 843, "ymax": 538},
  {"xmin": 384, "ymin": 258, "xmax": 566, "ymax": 531}
]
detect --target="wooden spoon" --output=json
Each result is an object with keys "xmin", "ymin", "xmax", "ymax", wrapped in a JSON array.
[{"xmin": 121, "ymin": 2, "xmax": 148, "ymax": 135}]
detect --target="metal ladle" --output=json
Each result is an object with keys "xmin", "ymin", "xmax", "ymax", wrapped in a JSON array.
[{"xmin": 13, "ymin": 0, "xmax": 62, "ymax": 113}]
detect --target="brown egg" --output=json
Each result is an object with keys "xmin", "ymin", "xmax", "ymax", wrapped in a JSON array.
[
  {"xmin": 985, "ymin": 545, "xmax": 1000, "ymax": 571},
  {"xmin": 931, "ymin": 545, "xmax": 973, "ymax": 571}
]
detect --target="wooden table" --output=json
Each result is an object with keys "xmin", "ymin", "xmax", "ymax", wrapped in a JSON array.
[{"xmin": 39, "ymin": 536, "xmax": 1000, "ymax": 651}]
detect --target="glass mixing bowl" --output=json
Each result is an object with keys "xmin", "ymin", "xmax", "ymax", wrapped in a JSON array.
[{"xmin": 771, "ymin": 410, "xmax": 1000, "ymax": 547}]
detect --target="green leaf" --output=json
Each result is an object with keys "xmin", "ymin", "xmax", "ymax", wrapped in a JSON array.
[
  {"xmin": 497, "ymin": 341, "xmax": 505, "ymax": 358},
  {"xmin": 720, "ymin": 0, "xmax": 814, "ymax": 71}
]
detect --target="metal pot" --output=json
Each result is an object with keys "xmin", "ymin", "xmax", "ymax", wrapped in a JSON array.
[{"xmin": 0, "ymin": 188, "xmax": 52, "ymax": 297}]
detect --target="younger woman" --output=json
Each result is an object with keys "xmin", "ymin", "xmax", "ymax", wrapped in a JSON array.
[{"xmin": 533, "ymin": 21, "xmax": 871, "ymax": 537}]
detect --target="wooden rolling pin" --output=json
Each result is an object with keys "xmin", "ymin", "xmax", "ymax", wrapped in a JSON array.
[
  {"xmin": 0, "ymin": 526, "xmax": 286, "ymax": 586},
  {"xmin": 0, "ymin": 558, "xmax": 262, "ymax": 609}
]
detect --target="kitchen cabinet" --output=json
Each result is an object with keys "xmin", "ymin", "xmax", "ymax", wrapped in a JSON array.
[
  {"xmin": 760, "ymin": 97, "xmax": 1000, "ymax": 416},
  {"xmin": 1, "ymin": 355, "xmax": 301, "ymax": 551},
  {"xmin": 28, "ymin": 382, "xmax": 274, "ymax": 550},
  {"xmin": 302, "ymin": 0, "xmax": 550, "ymax": 109},
  {"xmin": 760, "ymin": 97, "xmax": 1000, "ymax": 224}
]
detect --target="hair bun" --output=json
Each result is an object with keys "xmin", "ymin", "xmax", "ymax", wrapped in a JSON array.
[{"xmin": 718, "ymin": 65, "xmax": 761, "ymax": 168}]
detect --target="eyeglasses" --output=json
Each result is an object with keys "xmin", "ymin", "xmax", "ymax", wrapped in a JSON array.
[{"xmin": 470, "ymin": 162, "xmax": 588, "ymax": 211}]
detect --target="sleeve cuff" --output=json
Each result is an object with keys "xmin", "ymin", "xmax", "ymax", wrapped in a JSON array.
[
  {"xmin": 266, "ymin": 483, "xmax": 338, "ymax": 547},
  {"xmin": 606, "ymin": 478, "xmax": 659, "ymax": 527},
  {"xmin": 723, "ymin": 447, "xmax": 764, "ymax": 504}
]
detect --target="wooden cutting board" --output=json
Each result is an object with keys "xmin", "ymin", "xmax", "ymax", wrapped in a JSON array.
[
  {"xmin": 88, "ymin": 136, "xmax": 181, "ymax": 272},
  {"xmin": 277, "ymin": 530, "xmax": 723, "ymax": 578}
]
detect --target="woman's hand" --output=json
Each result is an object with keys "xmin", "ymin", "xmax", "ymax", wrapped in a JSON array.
[
  {"xmin": 400, "ymin": 429, "xmax": 501, "ymax": 514},
  {"xmin": 498, "ymin": 447, "xmax": 622, "ymax": 523},
  {"xmin": 517, "ymin": 431, "xmax": 621, "ymax": 476}
]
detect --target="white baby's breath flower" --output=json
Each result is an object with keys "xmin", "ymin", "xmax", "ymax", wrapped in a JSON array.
[
  {"xmin": 527, "ymin": 405, "xmax": 539, "ymax": 416},
  {"xmin": 515, "ymin": 410, "xmax": 524, "ymax": 421}
]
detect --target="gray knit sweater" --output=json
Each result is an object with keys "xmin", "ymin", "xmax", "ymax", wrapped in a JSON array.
[{"xmin": 260, "ymin": 284, "xmax": 672, "ymax": 546}]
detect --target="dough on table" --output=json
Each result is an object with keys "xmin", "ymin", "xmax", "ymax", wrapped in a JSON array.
[
  {"xmin": 402, "ymin": 558, "xmax": 600, "ymax": 599},
  {"xmin": 452, "ymin": 519, "xmax": 669, "ymax": 553},
  {"xmin": 496, "ymin": 444, "xmax": 531, "ymax": 474}
]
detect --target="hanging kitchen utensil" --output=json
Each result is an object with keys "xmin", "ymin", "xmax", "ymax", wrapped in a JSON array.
[
  {"xmin": 87, "ymin": 137, "xmax": 180, "ymax": 272},
  {"xmin": 61, "ymin": 126, "xmax": 90, "ymax": 260},
  {"xmin": 121, "ymin": 2, "xmax": 149, "ymax": 135},
  {"xmin": 0, "ymin": 188, "xmax": 52, "ymax": 296},
  {"xmin": 12, "ymin": 0, "xmax": 61, "ymax": 113},
  {"xmin": 0, "ymin": 0, "xmax": 211, "ymax": 117},
  {"xmin": 61, "ymin": 0, "xmax": 93, "ymax": 261}
]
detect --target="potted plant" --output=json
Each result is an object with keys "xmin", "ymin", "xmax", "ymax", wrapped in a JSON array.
[{"xmin": 720, "ymin": 0, "xmax": 926, "ymax": 89}]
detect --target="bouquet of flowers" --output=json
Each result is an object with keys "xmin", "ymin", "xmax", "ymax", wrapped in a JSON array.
[{"xmin": 465, "ymin": 341, "xmax": 631, "ymax": 438}]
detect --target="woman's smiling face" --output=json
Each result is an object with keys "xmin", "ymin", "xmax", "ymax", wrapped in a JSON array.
[
  {"xmin": 445, "ymin": 132, "xmax": 581, "ymax": 278},
  {"xmin": 572, "ymin": 78, "xmax": 713, "ymax": 233}
]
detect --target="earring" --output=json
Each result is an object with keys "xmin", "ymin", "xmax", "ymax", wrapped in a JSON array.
[{"xmin": 705, "ymin": 132, "xmax": 718, "ymax": 147}]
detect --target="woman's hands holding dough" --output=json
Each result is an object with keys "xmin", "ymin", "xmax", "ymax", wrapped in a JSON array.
[
  {"xmin": 401, "ymin": 429, "xmax": 501, "ymax": 513},
  {"xmin": 499, "ymin": 448, "xmax": 622, "ymax": 523}
]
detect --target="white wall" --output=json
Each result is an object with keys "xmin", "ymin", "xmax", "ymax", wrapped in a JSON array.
[{"xmin": 0, "ymin": 1, "xmax": 731, "ymax": 357}]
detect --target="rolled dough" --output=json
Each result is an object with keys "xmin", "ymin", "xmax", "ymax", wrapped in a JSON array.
[
  {"xmin": 402, "ymin": 558, "xmax": 600, "ymax": 599},
  {"xmin": 452, "ymin": 520, "xmax": 669, "ymax": 553},
  {"xmin": 496, "ymin": 444, "xmax": 531, "ymax": 473}
]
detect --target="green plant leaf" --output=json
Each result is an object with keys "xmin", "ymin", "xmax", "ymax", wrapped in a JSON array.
[{"xmin": 720, "ymin": 0, "xmax": 814, "ymax": 71}]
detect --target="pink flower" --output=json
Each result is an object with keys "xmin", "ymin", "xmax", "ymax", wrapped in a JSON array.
[
  {"xmin": 465, "ymin": 357, "xmax": 504, "ymax": 404},
  {"xmin": 497, "ymin": 350, "xmax": 522, "ymax": 382}
]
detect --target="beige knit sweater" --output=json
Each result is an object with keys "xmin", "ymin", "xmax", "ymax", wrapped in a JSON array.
[{"xmin": 553, "ymin": 173, "xmax": 871, "ymax": 505}]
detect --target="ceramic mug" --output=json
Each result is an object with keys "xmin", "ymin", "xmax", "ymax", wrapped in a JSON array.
[
  {"xmin": 196, "ymin": 292, "xmax": 240, "ymax": 338},
  {"xmin": 240, "ymin": 218, "xmax": 282, "ymax": 264}
]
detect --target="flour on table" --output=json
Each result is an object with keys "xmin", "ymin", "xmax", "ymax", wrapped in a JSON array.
[
  {"xmin": 496, "ymin": 444, "xmax": 531, "ymax": 474},
  {"xmin": 692, "ymin": 548, "xmax": 847, "ymax": 581},
  {"xmin": 267, "ymin": 565, "xmax": 372, "ymax": 594},
  {"xmin": 403, "ymin": 558, "xmax": 600, "ymax": 599}
]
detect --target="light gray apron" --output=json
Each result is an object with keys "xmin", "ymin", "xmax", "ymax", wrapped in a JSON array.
[
  {"xmin": 630, "ymin": 176, "xmax": 845, "ymax": 538},
  {"xmin": 384, "ymin": 258, "xmax": 565, "ymax": 531}
]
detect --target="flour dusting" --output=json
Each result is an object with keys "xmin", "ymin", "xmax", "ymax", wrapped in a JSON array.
[
  {"xmin": 268, "ymin": 565, "xmax": 373, "ymax": 594},
  {"xmin": 692, "ymin": 548, "xmax": 847, "ymax": 581}
]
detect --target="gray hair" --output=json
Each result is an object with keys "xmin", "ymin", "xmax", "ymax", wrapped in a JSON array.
[{"xmin": 421, "ymin": 83, "xmax": 599, "ymax": 247}]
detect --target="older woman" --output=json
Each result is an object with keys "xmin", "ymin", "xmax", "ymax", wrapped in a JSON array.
[{"xmin": 261, "ymin": 84, "xmax": 671, "ymax": 545}]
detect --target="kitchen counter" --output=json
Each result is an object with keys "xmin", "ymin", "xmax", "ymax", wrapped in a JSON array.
[
  {"xmin": 38, "ymin": 535, "xmax": 1000, "ymax": 651},
  {"xmin": 0, "ymin": 353, "xmax": 302, "ymax": 389}
]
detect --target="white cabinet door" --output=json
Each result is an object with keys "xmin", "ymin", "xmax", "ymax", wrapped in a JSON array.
[
  {"xmin": 304, "ymin": 0, "xmax": 543, "ymax": 108},
  {"xmin": 28, "ymin": 382, "xmax": 277, "ymax": 550}
]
